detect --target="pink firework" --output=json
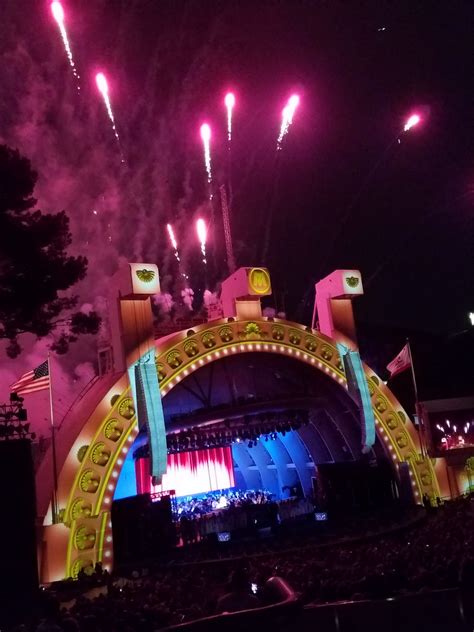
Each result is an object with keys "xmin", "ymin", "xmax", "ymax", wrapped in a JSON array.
[
  {"xmin": 96, "ymin": 72, "xmax": 122, "ymax": 150},
  {"xmin": 200, "ymin": 123, "xmax": 212, "ymax": 184},
  {"xmin": 436, "ymin": 418, "xmax": 473, "ymax": 451},
  {"xmin": 50, "ymin": 1, "xmax": 80, "ymax": 90},
  {"xmin": 404, "ymin": 113, "xmax": 421, "ymax": 132},
  {"xmin": 96, "ymin": 72, "xmax": 108, "ymax": 95},
  {"xmin": 196, "ymin": 218, "xmax": 207, "ymax": 264},
  {"xmin": 277, "ymin": 94, "xmax": 300, "ymax": 149},
  {"xmin": 166, "ymin": 223, "xmax": 180, "ymax": 261},
  {"xmin": 51, "ymin": 0, "xmax": 64, "ymax": 21},
  {"xmin": 167, "ymin": 223, "xmax": 178, "ymax": 251},
  {"xmin": 224, "ymin": 92, "xmax": 235, "ymax": 142},
  {"xmin": 167, "ymin": 223, "xmax": 188, "ymax": 278}
]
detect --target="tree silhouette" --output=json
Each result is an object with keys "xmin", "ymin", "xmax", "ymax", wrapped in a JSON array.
[{"xmin": 0, "ymin": 145, "xmax": 100, "ymax": 357}]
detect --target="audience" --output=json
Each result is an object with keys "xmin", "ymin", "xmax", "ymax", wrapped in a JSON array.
[
  {"xmin": 216, "ymin": 568, "xmax": 261, "ymax": 613},
  {"xmin": 6, "ymin": 495, "xmax": 474, "ymax": 631}
]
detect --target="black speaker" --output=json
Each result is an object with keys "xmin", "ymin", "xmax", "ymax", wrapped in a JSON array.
[
  {"xmin": 398, "ymin": 461, "xmax": 416, "ymax": 506},
  {"xmin": 112, "ymin": 493, "xmax": 175, "ymax": 569},
  {"xmin": 317, "ymin": 460, "xmax": 397, "ymax": 515},
  {"xmin": 0, "ymin": 440, "xmax": 39, "ymax": 617}
]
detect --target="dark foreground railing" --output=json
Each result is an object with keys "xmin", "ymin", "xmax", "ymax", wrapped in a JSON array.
[
  {"xmin": 161, "ymin": 576, "xmax": 299, "ymax": 631},
  {"xmin": 300, "ymin": 588, "xmax": 472, "ymax": 632},
  {"xmin": 162, "ymin": 585, "xmax": 473, "ymax": 632}
]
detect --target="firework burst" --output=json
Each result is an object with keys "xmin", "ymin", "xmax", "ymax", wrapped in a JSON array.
[{"xmin": 436, "ymin": 418, "xmax": 473, "ymax": 451}]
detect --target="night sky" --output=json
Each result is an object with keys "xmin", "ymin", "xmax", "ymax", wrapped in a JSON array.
[{"xmin": 0, "ymin": 0, "xmax": 473, "ymax": 381}]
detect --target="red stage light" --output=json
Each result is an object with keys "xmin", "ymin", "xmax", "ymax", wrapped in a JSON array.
[{"xmin": 136, "ymin": 446, "xmax": 235, "ymax": 497}]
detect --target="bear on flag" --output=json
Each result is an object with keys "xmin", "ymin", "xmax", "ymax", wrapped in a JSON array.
[{"xmin": 386, "ymin": 344, "xmax": 411, "ymax": 378}]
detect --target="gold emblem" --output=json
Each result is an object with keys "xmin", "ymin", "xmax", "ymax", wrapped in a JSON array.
[
  {"xmin": 249, "ymin": 268, "xmax": 271, "ymax": 295},
  {"xmin": 136, "ymin": 269, "xmax": 156, "ymax": 283},
  {"xmin": 466, "ymin": 457, "xmax": 474, "ymax": 472},
  {"xmin": 345, "ymin": 275, "xmax": 359, "ymax": 288}
]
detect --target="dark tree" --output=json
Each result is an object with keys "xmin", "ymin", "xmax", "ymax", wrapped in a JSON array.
[{"xmin": 0, "ymin": 145, "xmax": 100, "ymax": 357}]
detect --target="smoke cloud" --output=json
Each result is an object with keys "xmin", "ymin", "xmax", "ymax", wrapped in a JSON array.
[
  {"xmin": 155, "ymin": 292, "xmax": 174, "ymax": 315},
  {"xmin": 263, "ymin": 307, "xmax": 276, "ymax": 318},
  {"xmin": 181, "ymin": 288, "xmax": 195, "ymax": 311},
  {"xmin": 0, "ymin": 1, "xmax": 233, "ymax": 419}
]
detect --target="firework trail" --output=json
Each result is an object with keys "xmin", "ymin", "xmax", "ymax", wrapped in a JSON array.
[
  {"xmin": 166, "ymin": 223, "xmax": 188, "ymax": 280},
  {"xmin": 224, "ymin": 93, "xmax": 235, "ymax": 221},
  {"xmin": 200, "ymin": 123, "xmax": 212, "ymax": 186},
  {"xmin": 196, "ymin": 218, "xmax": 207, "ymax": 264},
  {"xmin": 96, "ymin": 72, "xmax": 124, "ymax": 161},
  {"xmin": 277, "ymin": 94, "xmax": 300, "ymax": 149},
  {"xmin": 262, "ymin": 93, "xmax": 302, "ymax": 260},
  {"xmin": 316, "ymin": 108, "xmax": 424, "ymax": 283},
  {"xmin": 225, "ymin": 93, "xmax": 235, "ymax": 142},
  {"xmin": 199, "ymin": 124, "xmax": 214, "ymax": 256},
  {"xmin": 50, "ymin": 1, "xmax": 81, "ymax": 91},
  {"xmin": 166, "ymin": 223, "xmax": 180, "ymax": 262}
]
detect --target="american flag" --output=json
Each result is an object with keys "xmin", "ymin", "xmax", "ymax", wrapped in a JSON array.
[{"xmin": 10, "ymin": 359, "xmax": 50, "ymax": 395}]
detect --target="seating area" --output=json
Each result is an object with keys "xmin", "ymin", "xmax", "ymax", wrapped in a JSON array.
[{"xmin": 8, "ymin": 495, "xmax": 474, "ymax": 631}]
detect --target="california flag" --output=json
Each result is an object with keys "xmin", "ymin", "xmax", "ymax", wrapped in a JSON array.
[{"xmin": 386, "ymin": 344, "xmax": 411, "ymax": 378}]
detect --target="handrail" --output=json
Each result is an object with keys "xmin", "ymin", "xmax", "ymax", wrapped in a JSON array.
[
  {"xmin": 57, "ymin": 374, "xmax": 101, "ymax": 431},
  {"xmin": 303, "ymin": 587, "xmax": 469, "ymax": 631},
  {"xmin": 161, "ymin": 576, "xmax": 299, "ymax": 630},
  {"xmin": 304, "ymin": 587, "xmax": 462, "ymax": 610}
]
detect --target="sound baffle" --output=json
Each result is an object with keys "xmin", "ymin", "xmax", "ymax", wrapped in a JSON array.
[
  {"xmin": 112, "ymin": 493, "xmax": 176, "ymax": 569},
  {"xmin": 316, "ymin": 460, "xmax": 397, "ymax": 515},
  {"xmin": 0, "ymin": 439, "xmax": 39, "ymax": 617}
]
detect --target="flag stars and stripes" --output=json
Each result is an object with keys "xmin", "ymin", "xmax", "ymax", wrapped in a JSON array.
[{"xmin": 10, "ymin": 360, "xmax": 50, "ymax": 395}]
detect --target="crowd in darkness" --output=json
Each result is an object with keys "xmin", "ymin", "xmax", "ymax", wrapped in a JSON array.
[{"xmin": 8, "ymin": 495, "xmax": 474, "ymax": 631}]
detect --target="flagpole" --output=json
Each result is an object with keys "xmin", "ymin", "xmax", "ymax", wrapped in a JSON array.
[
  {"xmin": 406, "ymin": 338, "xmax": 426, "ymax": 458},
  {"xmin": 406, "ymin": 339, "xmax": 419, "ymax": 398},
  {"xmin": 48, "ymin": 352, "xmax": 59, "ymax": 524}
]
